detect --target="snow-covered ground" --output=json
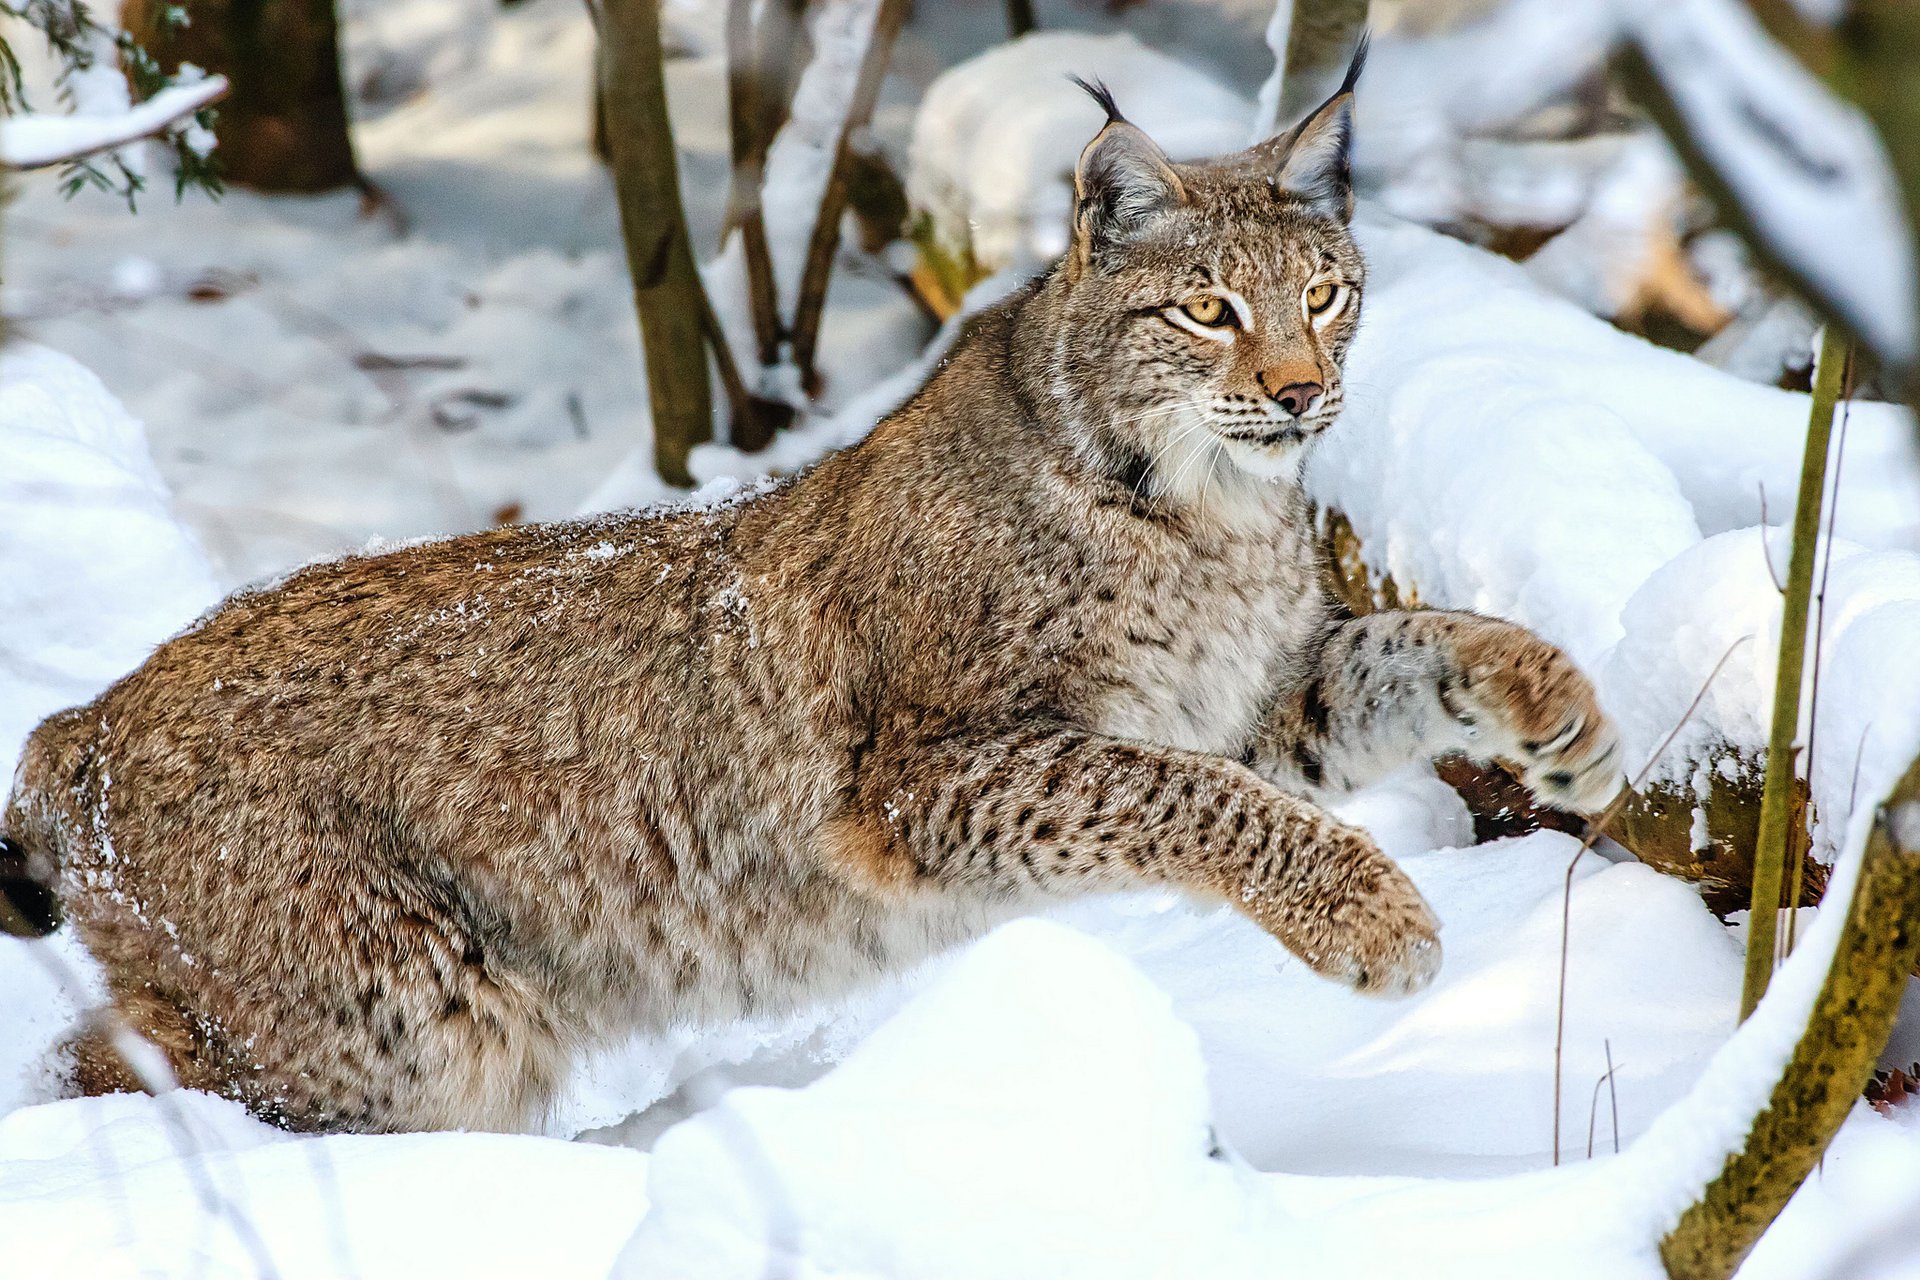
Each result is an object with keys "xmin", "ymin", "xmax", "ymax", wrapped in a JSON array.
[{"xmin": 5, "ymin": 0, "xmax": 1920, "ymax": 1275}]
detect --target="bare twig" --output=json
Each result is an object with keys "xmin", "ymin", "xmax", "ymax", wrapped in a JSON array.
[
  {"xmin": 1554, "ymin": 639, "xmax": 1749, "ymax": 1164},
  {"xmin": 1606, "ymin": 1037, "xmax": 1622, "ymax": 1155},
  {"xmin": 787, "ymin": 0, "xmax": 910, "ymax": 398},
  {"xmin": 1755, "ymin": 484, "xmax": 1786, "ymax": 592},
  {"xmin": 1586, "ymin": 1051, "xmax": 1624, "ymax": 1160}
]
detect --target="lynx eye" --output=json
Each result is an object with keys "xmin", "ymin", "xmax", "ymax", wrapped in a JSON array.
[
  {"xmin": 1304, "ymin": 282, "xmax": 1338, "ymax": 315},
  {"xmin": 1180, "ymin": 295, "xmax": 1229, "ymax": 326}
]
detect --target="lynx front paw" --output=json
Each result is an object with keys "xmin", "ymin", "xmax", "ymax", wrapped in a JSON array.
[
  {"xmin": 1263, "ymin": 829, "xmax": 1443, "ymax": 999},
  {"xmin": 1445, "ymin": 621, "xmax": 1624, "ymax": 816}
]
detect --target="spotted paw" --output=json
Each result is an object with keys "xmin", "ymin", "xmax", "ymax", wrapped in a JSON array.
[
  {"xmin": 1445, "ymin": 620, "xmax": 1624, "ymax": 816},
  {"xmin": 1270, "ymin": 826, "xmax": 1443, "ymax": 999}
]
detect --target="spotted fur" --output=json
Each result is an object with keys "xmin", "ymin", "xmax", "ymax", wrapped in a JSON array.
[{"xmin": 2, "ymin": 60, "xmax": 1618, "ymax": 1133}]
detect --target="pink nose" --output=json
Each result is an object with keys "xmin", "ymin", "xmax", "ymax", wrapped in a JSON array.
[{"xmin": 1268, "ymin": 379, "xmax": 1323, "ymax": 417}]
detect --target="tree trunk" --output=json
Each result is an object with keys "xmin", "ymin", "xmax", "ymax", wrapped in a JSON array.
[
  {"xmin": 1661, "ymin": 754, "xmax": 1920, "ymax": 1279},
  {"xmin": 1277, "ymin": 0, "xmax": 1369, "ymax": 127},
  {"xmin": 599, "ymin": 0, "xmax": 714, "ymax": 487},
  {"xmin": 123, "ymin": 0, "xmax": 358, "ymax": 193}
]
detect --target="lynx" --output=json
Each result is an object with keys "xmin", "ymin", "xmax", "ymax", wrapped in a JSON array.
[{"xmin": 2, "ymin": 52, "xmax": 1620, "ymax": 1134}]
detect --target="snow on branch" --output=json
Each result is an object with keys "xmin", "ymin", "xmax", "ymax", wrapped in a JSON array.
[
  {"xmin": 1624, "ymin": 0, "xmax": 1918, "ymax": 369},
  {"xmin": 0, "ymin": 72, "xmax": 224, "ymax": 169}
]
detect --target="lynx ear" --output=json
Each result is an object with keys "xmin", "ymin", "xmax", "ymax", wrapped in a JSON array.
[
  {"xmin": 1070, "ymin": 78, "xmax": 1186, "ymax": 258},
  {"xmin": 1258, "ymin": 34, "xmax": 1367, "ymax": 222}
]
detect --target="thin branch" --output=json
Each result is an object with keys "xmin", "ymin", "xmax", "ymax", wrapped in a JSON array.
[
  {"xmin": 1788, "ymin": 350, "xmax": 1855, "ymax": 952},
  {"xmin": 1741, "ymin": 326, "xmax": 1846, "ymax": 1020},
  {"xmin": 1607, "ymin": 1038, "xmax": 1622, "ymax": 1155},
  {"xmin": 0, "ymin": 74, "xmax": 226, "ymax": 170},
  {"xmin": 1587, "ymin": 1049, "xmax": 1625, "ymax": 1160},
  {"xmin": 722, "ymin": 0, "xmax": 786, "ymax": 368},
  {"xmin": 787, "ymin": 0, "xmax": 910, "ymax": 398},
  {"xmin": 1756, "ymin": 484, "xmax": 1786, "ymax": 592}
]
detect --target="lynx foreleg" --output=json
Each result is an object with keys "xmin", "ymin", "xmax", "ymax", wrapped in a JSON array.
[
  {"xmin": 1255, "ymin": 611, "xmax": 1623, "ymax": 812},
  {"xmin": 835, "ymin": 725, "xmax": 1442, "ymax": 996}
]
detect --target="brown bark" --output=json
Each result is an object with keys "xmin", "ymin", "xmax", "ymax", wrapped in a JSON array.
[
  {"xmin": 599, "ymin": 0, "xmax": 714, "ymax": 486},
  {"xmin": 1276, "ymin": 0, "xmax": 1369, "ymax": 129},
  {"xmin": 123, "ymin": 0, "xmax": 359, "ymax": 193}
]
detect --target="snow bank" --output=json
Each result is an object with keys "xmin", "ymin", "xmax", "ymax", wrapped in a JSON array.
[
  {"xmin": 0, "ymin": 1089, "xmax": 649, "ymax": 1279},
  {"xmin": 908, "ymin": 31, "xmax": 1253, "ymax": 274},
  {"xmin": 1601, "ymin": 529, "xmax": 1920, "ymax": 838},
  {"xmin": 1308, "ymin": 215, "xmax": 1703, "ymax": 668},
  {"xmin": 0, "ymin": 343, "xmax": 221, "ymax": 789},
  {"xmin": 0, "ymin": 797, "xmax": 1909, "ymax": 1277}
]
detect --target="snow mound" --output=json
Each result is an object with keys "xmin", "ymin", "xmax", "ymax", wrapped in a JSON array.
[
  {"xmin": 615, "ymin": 918, "xmax": 1236, "ymax": 1278},
  {"xmin": 907, "ymin": 31, "xmax": 1253, "ymax": 273},
  {"xmin": 1308, "ymin": 215, "xmax": 1703, "ymax": 669},
  {"xmin": 1600, "ymin": 529, "xmax": 1920, "ymax": 846},
  {"xmin": 0, "ymin": 342, "xmax": 221, "ymax": 790},
  {"xmin": 0, "ymin": 1088, "xmax": 649, "ymax": 1279}
]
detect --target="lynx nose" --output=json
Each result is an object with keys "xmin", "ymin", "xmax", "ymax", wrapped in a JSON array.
[{"xmin": 1260, "ymin": 374, "xmax": 1323, "ymax": 418}]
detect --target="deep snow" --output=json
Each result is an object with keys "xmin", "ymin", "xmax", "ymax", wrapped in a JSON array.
[{"xmin": 4, "ymin": 0, "xmax": 1920, "ymax": 1276}]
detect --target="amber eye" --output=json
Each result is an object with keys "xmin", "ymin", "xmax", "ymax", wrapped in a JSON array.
[
  {"xmin": 1181, "ymin": 295, "xmax": 1229, "ymax": 326},
  {"xmin": 1305, "ymin": 282, "xmax": 1338, "ymax": 315}
]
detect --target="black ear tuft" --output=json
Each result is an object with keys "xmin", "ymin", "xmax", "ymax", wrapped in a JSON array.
[
  {"xmin": 1069, "ymin": 75, "xmax": 1125, "ymax": 125},
  {"xmin": 1264, "ymin": 31, "xmax": 1368, "ymax": 222},
  {"xmin": 1337, "ymin": 30, "xmax": 1370, "ymax": 98}
]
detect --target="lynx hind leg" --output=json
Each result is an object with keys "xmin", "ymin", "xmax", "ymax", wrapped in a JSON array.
[
  {"xmin": 1443, "ymin": 616, "xmax": 1624, "ymax": 814},
  {"xmin": 68, "ymin": 916, "xmax": 570, "ymax": 1134}
]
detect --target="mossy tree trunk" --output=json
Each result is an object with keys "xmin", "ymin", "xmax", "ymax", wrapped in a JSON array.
[
  {"xmin": 1662, "ymin": 755, "xmax": 1920, "ymax": 1278},
  {"xmin": 123, "ymin": 0, "xmax": 359, "ymax": 192}
]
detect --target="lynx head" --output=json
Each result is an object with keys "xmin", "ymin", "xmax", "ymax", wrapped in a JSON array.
[{"xmin": 1051, "ymin": 42, "xmax": 1367, "ymax": 492}]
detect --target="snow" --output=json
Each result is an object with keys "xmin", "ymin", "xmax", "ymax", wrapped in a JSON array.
[
  {"xmin": 0, "ymin": 342, "xmax": 220, "ymax": 791},
  {"xmin": 0, "ymin": 1090, "xmax": 651, "ymax": 1278},
  {"xmin": 0, "ymin": 77, "xmax": 229, "ymax": 170},
  {"xmin": 4, "ymin": 0, "xmax": 1920, "ymax": 1275},
  {"xmin": 908, "ymin": 31, "xmax": 1253, "ymax": 274}
]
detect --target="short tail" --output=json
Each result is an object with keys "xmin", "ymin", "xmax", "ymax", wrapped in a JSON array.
[{"xmin": 1, "ymin": 833, "xmax": 60, "ymax": 937}]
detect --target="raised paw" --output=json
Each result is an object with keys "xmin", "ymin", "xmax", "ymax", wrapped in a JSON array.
[{"xmin": 1444, "ymin": 620, "xmax": 1624, "ymax": 816}]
